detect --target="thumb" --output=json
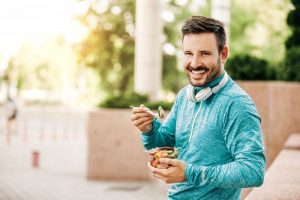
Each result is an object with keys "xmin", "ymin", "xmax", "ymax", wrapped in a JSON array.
[
  {"xmin": 140, "ymin": 104, "xmax": 150, "ymax": 111},
  {"xmin": 159, "ymin": 158, "xmax": 180, "ymax": 167}
]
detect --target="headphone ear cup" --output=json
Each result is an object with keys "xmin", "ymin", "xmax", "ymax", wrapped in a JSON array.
[
  {"xmin": 187, "ymin": 85, "xmax": 196, "ymax": 102},
  {"xmin": 195, "ymin": 87, "xmax": 212, "ymax": 101}
]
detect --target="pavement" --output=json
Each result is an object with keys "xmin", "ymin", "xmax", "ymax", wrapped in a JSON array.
[
  {"xmin": 4, "ymin": 106, "xmax": 299, "ymax": 200},
  {"xmin": 0, "ymin": 106, "xmax": 167, "ymax": 200}
]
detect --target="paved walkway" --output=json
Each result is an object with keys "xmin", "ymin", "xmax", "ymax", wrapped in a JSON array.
[{"xmin": 0, "ymin": 107, "xmax": 167, "ymax": 200}]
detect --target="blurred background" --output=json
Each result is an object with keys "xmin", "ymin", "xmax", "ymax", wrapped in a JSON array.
[
  {"xmin": 0, "ymin": 0, "xmax": 298, "ymax": 108},
  {"xmin": 0, "ymin": 0, "xmax": 299, "ymax": 199}
]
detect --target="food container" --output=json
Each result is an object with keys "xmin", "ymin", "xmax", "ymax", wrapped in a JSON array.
[{"xmin": 147, "ymin": 147, "xmax": 179, "ymax": 169}]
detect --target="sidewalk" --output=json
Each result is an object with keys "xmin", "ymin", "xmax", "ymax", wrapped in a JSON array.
[{"xmin": 0, "ymin": 107, "xmax": 167, "ymax": 200}]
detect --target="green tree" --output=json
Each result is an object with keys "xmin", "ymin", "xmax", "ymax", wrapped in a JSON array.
[
  {"xmin": 75, "ymin": 0, "xmax": 135, "ymax": 98},
  {"xmin": 226, "ymin": 55, "xmax": 277, "ymax": 80},
  {"xmin": 6, "ymin": 37, "xmax": 79, "ymax": 96},
  {"xmin": 283, "ymin": 0, "xmax": 300, "ymax": 81},
  {"xmin": 75, "ymin": 0, "xmax": 194, "ymax": 101},
  {"xmin": 76, "ymin": 0, "xmax": 291, "ymax": 105},
  {"xmin": 230, "ymin": 0, "xmax": 290, "ymax": 65}
]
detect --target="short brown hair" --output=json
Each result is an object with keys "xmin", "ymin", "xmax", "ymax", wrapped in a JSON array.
[{"xmin": 181, "ymin": 16, "xmax": 226, "ymax": 53}]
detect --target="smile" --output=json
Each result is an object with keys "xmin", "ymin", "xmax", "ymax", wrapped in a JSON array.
[{"xmin": 191, "ymin": 69, "xmax": 206, "ymax": 75}]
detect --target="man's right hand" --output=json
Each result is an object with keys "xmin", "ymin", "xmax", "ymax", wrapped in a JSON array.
[{"xmin": 131, "ymin": 105, "xmax": 155, "ymax": 133}]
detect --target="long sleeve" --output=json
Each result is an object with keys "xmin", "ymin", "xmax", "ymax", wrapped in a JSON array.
[
  {"xmin": 185, "ymin": 96, "xmax": 266, "ymax": 188},
  {"xmin": 141, "ymin": 95, "xmax": 181, "ymax": 150}
]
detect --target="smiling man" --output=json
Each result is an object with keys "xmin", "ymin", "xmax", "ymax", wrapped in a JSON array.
[{"xmin": 131, "ymin": 16, "xmax": 266, "ymax": 200}]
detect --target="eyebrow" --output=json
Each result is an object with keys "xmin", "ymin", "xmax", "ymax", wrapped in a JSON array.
[
  {"xmin": 199, "ymin": 50, "xmax": 213, "ymax": 54},
  {"xmin": 183, "ymin": 50, "xmax": 213, "ymax": 54}
]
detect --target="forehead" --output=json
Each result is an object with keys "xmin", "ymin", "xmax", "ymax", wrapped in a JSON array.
[{"xmin": 182, "ymin": 33, "xmax": 218, "ymax": 51}]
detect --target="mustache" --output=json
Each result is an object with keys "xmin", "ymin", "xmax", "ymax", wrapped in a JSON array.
[{"xmin": 187, "ymin": 66, "xmax": 209, "ymax": 71}]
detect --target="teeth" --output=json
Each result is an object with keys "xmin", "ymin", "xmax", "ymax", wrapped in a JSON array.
[{"xmin": 191, "ymin": 69, "xmax": 206, "ymax": 74}]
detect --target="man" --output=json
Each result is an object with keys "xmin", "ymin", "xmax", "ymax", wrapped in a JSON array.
[
  {"xmin": 5, "ymin": 97, "xmax": 18, "ymax": 144},
  {"xmin": 131, "ymin": 16, "xmax": 265, "ymax": 200}
]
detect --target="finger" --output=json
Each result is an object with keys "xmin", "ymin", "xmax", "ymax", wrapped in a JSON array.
[
  {"xmin": 147, "ymin": 161, "xmax": 155, "ymax": 171},
  {"xmin": 148, "ymin": 162, "xmax": 165, "ymax": 173},
  {"xmin": 146, "ymin": 110, "xmax": 157, "ymax": 117},
  {"xmin": 131, "ymin": 105, "xmax": 150, "ymax": 113},
  {"xmin": 137, "ymin": 120, "xmax": 154, "ymax": 132},
  {"xmin": 157, "ymin": 163, "xmax": 169, "ymax": 169},
  {"xmin": 138, "ymin": 117, "xmax": 154, "ymax": 125},
  {"xmin": 131, "ymin": 107, "xmax": 147, "ymax": 114},
  {"xmin": 152, "ymin": 173, "xmax": 166, "ymax": 182},
  {"xmin": 149, "ymin": 165, "xmax": 168, "ymax": 177},
  {"xmin": 133, "ymin": 116, "xmax": 153, "ymax": 126},
  {"xmin": 159, "ymin": 158, "xmax": 180, "ymax": 167},
  {"xmin": 131, "ymin": 112, "xmax": 153, "ymax": 121}
]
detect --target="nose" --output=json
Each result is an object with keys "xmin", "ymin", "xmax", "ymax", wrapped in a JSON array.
[{"xmin": 190, "ymin": 55, "xmax": 203, "ymax": 68}]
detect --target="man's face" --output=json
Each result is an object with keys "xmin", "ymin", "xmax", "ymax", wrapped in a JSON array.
[{"xmin": 183, "ymin": 33, "xmax": 228, "ymax": 87}]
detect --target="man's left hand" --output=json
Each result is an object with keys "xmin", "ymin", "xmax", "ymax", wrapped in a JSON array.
[{"xmin": 148, "ymin": 158, "xmax": 186, "ymax": 184}]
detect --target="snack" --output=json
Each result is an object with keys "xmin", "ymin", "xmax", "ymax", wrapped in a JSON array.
[
  {"xmin": 158, "ymin": 106, "xmax": 165, "ymax": 119},
  {"xmin": 147, "ymin": 147, "xmax": 179, "ymax": 168}
]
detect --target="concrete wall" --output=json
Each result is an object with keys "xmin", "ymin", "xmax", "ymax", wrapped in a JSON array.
[
  {"xmin": 87, "ymin": 109, "xmax": 149, "ymax": 180},
  {"xmin": 87, "ymin": 82, "xmax": 300, "ymax": 180},
  {"xmin": 238, "ymin": 82, "xmax": 300, "ymax": 167},
  {"xmin": 247, "ymin": 134, "xmax": 300, "ymax": 200}
]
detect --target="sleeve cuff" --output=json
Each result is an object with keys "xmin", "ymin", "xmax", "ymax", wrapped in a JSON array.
[
  {"xmin": 185, "ymin": 163, "xmax": 206, "ymax": 186},
  {"xmin": 141, "ymin": 118, "xmax": 161, "ymax": 149},
  {"xmin": 141, "ymin": 118, "xmax": 160, "ymax": 136},
  {"xmin": 185, "ymin": 163, "xmax": 195, "ymax": 185}
]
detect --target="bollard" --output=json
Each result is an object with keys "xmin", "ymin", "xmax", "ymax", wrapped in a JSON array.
[
  {"xmin": 39, "ymin": 126, "xmax": 44, "ymax": 143},
  {"xmin": 23, "ymin": 121, "xmax": 28, "ymax": 143},
  {"xmin": 51, "ymin": 128, "xmax": 57, "ymax": 142},
  {"xmin": 32, "ymin": 150, "xmax": 40, "ymax": 168},
  {"xmin": 63, "ymin": 123, "xmax": 68, "ymax": 141},
  {"xmin": 6, "ymin": 120, "xmax": 11, "ymax": 145}
]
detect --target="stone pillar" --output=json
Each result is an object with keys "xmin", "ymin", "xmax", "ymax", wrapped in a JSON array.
[
  {"xmin": 134, "ymin": 0, "xmax": 163, "ymax": 101},
  {"xmin": 211, "ymin": 0, "xmax": 231, "ymax": 45}
]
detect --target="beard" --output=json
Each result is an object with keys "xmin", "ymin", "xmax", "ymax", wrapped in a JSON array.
[{"xmin": 187, "ymin": 57, "xmax": 222, "ymax": 87}]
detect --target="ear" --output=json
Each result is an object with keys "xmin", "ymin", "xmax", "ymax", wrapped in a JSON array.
[{"xmin": 220, "ymin": 46, "xmax": 229, "ymax": 64}]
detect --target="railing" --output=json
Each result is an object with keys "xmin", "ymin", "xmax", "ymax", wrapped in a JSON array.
[{"xmin": 0, "ymin": 106, "xmax": 88, "ymax": 145}]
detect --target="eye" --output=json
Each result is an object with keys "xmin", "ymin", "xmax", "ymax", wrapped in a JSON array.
[
  {"xmin": 184, "ymin": 52, "xmax": 193, "ymax": 56},
  {"xmin": 201, "ymin": 51, "xmax": 211, "ymax": 56}
]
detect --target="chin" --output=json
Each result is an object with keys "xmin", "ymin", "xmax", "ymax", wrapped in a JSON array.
[
  {"xmin": 190, "ymin": 81, "xmax": 206, "ymax": 87},
  {"xmin": 191, "ymin": 83, "xmax": 206, "ymax": 87},
  {"xmin": 189, "ymin": 78, "xmax": 207, "ymax": 87}
]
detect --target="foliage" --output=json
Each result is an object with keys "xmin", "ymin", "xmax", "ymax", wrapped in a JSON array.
[
  {"xmin": 230, "ymin": 0, "xmax": 290, "ymax": 65},
  {"xmin": 283, "ymin": 0, "xmax": 300, "ymax": 81},
  {"xmin": 76, "ymin": 0, "xmax": 292, "ymax": 109},
  {"xmin": 99, "ymin": 92, "xmax": 173, "ymax": 110},
  {"xmin": 226, "ymin": 54, "xmax": 276, "ymax": 80},
  {"xmin": 282, "ymin": 47, "xmax": 300, "ymax": 81},
  {"xmin": 6, "ymin": 38, "xmax": 79, "ymax": 91},
  {"xmin": 75, "ymin": 0, "xmax": 135, "ymax": 97},
  {"xmin": 75, "ymin": 0, "xmax": 201, "ymax": 97}
]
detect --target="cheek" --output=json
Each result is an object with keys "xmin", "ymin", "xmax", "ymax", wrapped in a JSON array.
[
  {"xmin": 183, "ymin": 59, "xmax": 190, "ymax": 69},
  {"xmin": 208, "ymin": 57, "xmax": 219, "ymax": 67}
]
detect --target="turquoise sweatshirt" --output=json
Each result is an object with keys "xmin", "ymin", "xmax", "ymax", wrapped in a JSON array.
[{"xmin": 141, "ymin": 72, "xmax": 266, "ymax": 200}]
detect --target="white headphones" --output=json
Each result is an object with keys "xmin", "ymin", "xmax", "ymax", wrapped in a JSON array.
[{"xmin": 187, "ymin": 72, "xmax": 229, "ymax": 102}]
